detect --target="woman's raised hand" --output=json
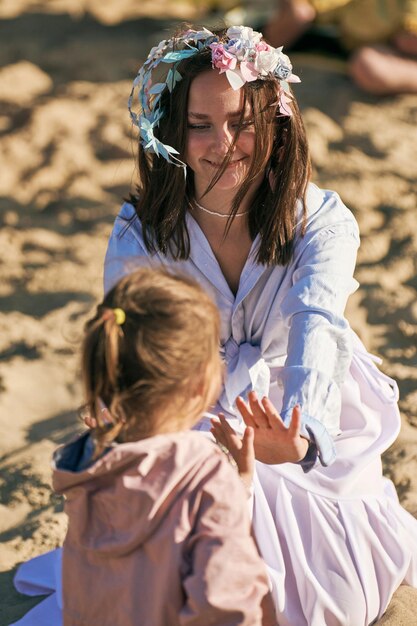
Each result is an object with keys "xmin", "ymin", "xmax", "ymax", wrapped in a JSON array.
[
  {"xmin": 236, "ymin": 391, "xmax": 309, "ymax": 465},
  {"xmin": 210, "ymin": 414, "xmax": 255, "ymax": 489}
]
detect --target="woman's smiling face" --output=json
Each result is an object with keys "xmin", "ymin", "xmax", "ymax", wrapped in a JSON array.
[{"xmin": 185, "ymin": 70, "xmax": 257, "ymax": 197}]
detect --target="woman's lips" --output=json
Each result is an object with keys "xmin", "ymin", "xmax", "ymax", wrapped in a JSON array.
[{"xmin": 205, "ymin": 157, "xmax": 246, "ymax": 167}]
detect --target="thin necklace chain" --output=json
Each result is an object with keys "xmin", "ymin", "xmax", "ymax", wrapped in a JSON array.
[{"xmin": 192, "ymin": 199, "xmax": 249, "ymax": 218}]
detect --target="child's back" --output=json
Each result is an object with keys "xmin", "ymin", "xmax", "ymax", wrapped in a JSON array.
[
  {"xmin": 48, "ymin": 267, "xmax": 270, "ymax": 625},
  {"xmin": 55, "ymin": 431, "xmax": 267, "ymax": 626}
]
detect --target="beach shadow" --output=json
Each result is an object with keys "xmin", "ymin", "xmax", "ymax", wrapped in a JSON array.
[
  {"xmin": 27, "ymin": 408, "xmax": 83, "ymax": 446},
  {"xmin": 0, "ymin": 103, "xmax": 33, "ymax": 138},
  {"xmin": 0, "ymin": 568, "xmax": 47, "ymax": 626},
  {"xmin": 359, "ymin": 290, "xmax": 417, "ymax": 357},
  {"xmin": 329, "ymin": 135, "xmax": 387, "ymax": 160},
  {"xmin": 0, "ymin": 462, "xmax": 63, "ymax": 511},
  {"xmin": 0, "ymin": 13, "xmax": 178, "ymax": 86},
  {"xmin": 0, "ymin": 196, "xmax": 116, "ymax": 235},
  {"xmin": 0, "ymin": 289, "xmax": 93, "ymax": 318},
  {"xmin": 0, "ymin": 412, "xmax": 81, "ymax": 550},
  {"xmin": 0, "ymin": 410, "xmax": 82, "ymax": 467},
  {"xmin": 382, "ymin": 443, "xmax": 416, "ymax": 506},
  {"xmin": 0, "ymin": 342, "xmax": 41, "ymax": 362},
  {"xmin": 0, "ymin": 462, "xmax": 64, "ymax": 545}
]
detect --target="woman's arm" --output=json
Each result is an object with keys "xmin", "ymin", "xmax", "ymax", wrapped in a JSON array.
[{"xmin": 277, "ymin": 200, "xmax": 360, "ymax": 469}]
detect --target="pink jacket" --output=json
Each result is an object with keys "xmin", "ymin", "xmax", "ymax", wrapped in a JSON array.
[{"xmin": 53, "ymin": 431, "xmax": 270, "ymax": 626}]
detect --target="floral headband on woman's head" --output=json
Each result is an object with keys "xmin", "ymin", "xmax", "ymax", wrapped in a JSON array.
[{"xmin": 128, "ymin": 25, "xmax": 301, "ymax": 171}]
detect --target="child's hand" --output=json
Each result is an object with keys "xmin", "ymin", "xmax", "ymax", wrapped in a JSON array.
[
  {"xmin": 81, "ymin": 406, "xmax": 111, "ymax": 430},
  {"xmin": 210, "ymin": 414, "xmax": 254, "ymax": 489},
  {"xmin": 84, "ymin": 414, "xmax": 97, "ymax": 429},
  {"xmin": 236, "ymin": 391, "xmax": 309, "ymax": 465}
]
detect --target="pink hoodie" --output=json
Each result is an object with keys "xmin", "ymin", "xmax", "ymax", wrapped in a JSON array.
[{"xmin": 53, "ymin": 431, "xmax": 271, "ymax": 626}]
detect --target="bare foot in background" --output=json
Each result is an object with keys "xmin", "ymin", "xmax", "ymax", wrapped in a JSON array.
[
  {"xmin": 263, "ymin": 0, "xmax": 316, "ymax": 48},
  {"xmin": 350, "ymin": 39, "xmax": 417, "ymax": 95}
]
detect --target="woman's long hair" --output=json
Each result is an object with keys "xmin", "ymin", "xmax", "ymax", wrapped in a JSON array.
[{"xmin": 133, "ymin": 28, "xmax": 311, "ymax": 266}]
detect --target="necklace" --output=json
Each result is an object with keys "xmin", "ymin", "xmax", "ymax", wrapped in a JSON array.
[{"xmin": 192, "ymin": 199, "xmax": 249, "ymax": 218}]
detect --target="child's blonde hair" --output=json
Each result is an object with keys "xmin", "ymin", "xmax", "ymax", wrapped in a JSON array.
[{"xmin": 82, "ymin": 267, "xmax": 221, "ymax": 453}]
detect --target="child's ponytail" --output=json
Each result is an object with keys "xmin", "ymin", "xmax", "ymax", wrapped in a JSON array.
[
  {"xmin": 100, "ymin": 307, "xmax": 125, "ymax": 392},
  {"xmin": 82, "ymin": 307, "xmax": 126, "ymax": 457}
]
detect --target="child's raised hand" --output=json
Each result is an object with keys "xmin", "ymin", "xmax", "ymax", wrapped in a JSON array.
[
  {"xmin": 236, "ymin": 391, "xmax": 309, "ymax": 465},
  {"xmin": 81, "ymin": 406, "xmax": 112, "ymax": 430},
  {"xmin": 210, "ymin": 414, "xmax": 254, "ymax": 489}
]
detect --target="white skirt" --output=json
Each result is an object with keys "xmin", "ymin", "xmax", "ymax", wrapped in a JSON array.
[
  {"xmin": 199, "ymin": 342, "xmax": 417, "ymax": 626},
  {"xmin": 12, "ymin": 345, "xmax": 417, "ymax": 626}
]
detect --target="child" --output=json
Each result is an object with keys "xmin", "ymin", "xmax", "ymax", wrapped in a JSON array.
[{"xmin": 26, "ymin": 267, "xmax": 271, "ymax": 626}]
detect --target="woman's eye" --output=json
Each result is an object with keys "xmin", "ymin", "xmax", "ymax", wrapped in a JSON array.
[
  {"xmin": 231, "ymin": 120, "xmax": 254, "ymax": 129},
  {"xmin": 187, "ymin": 124, "xmax": 209, "ymax": 130}
]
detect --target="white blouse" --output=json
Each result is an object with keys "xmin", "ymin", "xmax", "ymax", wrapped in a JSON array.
[{"xmin": 104, "ymin": 183, "xmax": 361, "ymax": 470}]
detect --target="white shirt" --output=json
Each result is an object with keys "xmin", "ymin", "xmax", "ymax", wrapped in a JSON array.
[{"xmin": 104, "ymin": 183, "xmax": 360, "ymax": 469}]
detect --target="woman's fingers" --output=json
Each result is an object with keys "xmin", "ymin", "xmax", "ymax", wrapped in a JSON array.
[
  {"xmin": 237, "ymin": 392, "xmax": 282, "ymax": 429},
  {"xmin": 288, "ymin": 404, "xmax": 302, "ymax": 437},
  {"xmin": 247, "ymin": 391, "xmax": 270, "ymax": 427},
  {"xmin": 261, "ymin": 396, "xmax": 285, "ymax": 429},
  {"xmin": 238, "ymin": 393, "xmax": 304, "ymax": 444},
  {"xmin": 287, "ymin": 406, "xmax": 309, "ymax": 460},
  {"xmin": 262, "ymin": 399, "xmax": 303, "ymax": 443}
]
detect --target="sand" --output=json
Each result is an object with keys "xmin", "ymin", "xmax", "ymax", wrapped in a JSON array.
[{"xmin": 0, "ymin": 2, "xmax": 416, "ymax": 624}]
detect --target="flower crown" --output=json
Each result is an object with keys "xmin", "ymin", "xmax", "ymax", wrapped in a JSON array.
[{"xmin": 128, "ymin": 25, "xmax": 301, "ymax": 170}]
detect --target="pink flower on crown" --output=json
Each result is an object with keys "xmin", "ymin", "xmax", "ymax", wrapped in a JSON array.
[
  {"xmin": 255, "ymin": 41, "xmax": 272, "ymax": 53},
  {"xmin": 240, "ymin": 61, "xmax": 259, "ymax": 82},
  {"xmin": 210, "ymin": 43, "xmax": 237, "ymax": 73}
]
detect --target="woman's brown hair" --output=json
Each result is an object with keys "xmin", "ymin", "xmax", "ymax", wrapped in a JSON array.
[
  {"xmin": 132, "ymin": 26, "xmax": 311, "ymax": 266},
  {"xmin": 82, "ymin": 267, "xmax": 221, "ymax": 456}
]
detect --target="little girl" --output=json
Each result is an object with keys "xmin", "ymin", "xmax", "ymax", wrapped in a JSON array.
[{"xmin": 46, "ymin": 267, "xmax": 270, "ymax": 626}]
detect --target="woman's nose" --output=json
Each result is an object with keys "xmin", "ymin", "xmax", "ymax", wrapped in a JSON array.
[{"xmin": 213, "ymin": 124, "xmax": 234, "ymax": 152}]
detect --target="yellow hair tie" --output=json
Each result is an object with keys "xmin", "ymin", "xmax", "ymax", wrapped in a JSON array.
[{"xmin": 113, "ymin": 307, "xmax": 126, "ymax": 326}]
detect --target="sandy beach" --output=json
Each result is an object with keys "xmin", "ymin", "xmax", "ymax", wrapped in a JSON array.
[{"xmin": 0, "ymin": 1, "xmax": 416, "ymax": 624}]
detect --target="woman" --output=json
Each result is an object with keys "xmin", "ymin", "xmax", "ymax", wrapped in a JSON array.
[{"xmin": 104, "ymin": 25, "xmax": 417, "ymax": 625}]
